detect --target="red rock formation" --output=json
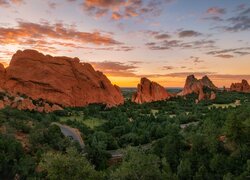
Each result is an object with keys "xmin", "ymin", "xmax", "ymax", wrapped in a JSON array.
[
  {"xmin": 0, "ymin": 49, "xmax": 124, "ymax": 110},
  {"xmin": 0, "ymin": 64, "xmax": 5, "ymax": 91},
  {"xmin": 132, "ymin": 77, "xmax": 172, "ymax": 104},
  {"xmin": 210, "ymin": 91, "xmax": 216, "ymax": 100},
  {"xmin": 0, "ymin": 49, "xmax": 124, "ymax": 112},
  {"xmin": 178, "ymin": 75, "xmax": 217, "ymax": 101},
  {"xmin": 230, "ymin": 79, "xmax": 250, "ymax": 93}
]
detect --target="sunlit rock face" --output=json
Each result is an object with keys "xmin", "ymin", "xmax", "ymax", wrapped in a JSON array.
[
  {"xmin": 230, "ymin": 79, "xmax": 250, "ymax": 93},
  {"xmin": 178, "ymin": 75, "xmax": 217, "ymax": 101},
  {"xmin": 0, "ymin": 49, "xmax": 124, "ymax": 111},
  {"xmin": 132, "ymin": 77, "xmax": 172, "ymax": 104}
]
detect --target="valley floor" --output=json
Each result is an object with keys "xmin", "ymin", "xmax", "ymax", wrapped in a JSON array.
[{"xmin": 0, "ymin": 91, "xmax": 250, "ymax": 179}]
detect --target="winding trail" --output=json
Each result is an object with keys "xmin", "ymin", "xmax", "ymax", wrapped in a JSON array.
[{"xmin": 52, "ymin": 122, "xmax": 85, "ymax": 149}]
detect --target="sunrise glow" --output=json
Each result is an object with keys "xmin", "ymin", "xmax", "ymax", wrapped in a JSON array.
[{"xmin": 0, "ymin": 0, "xmax": 249, "ymax": 87}]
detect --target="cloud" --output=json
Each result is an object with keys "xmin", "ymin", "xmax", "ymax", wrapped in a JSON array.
[
  {"xmin": 82, "ymin": 0, "xmax": 175, "ymax": 20},
  {"xmin": 162, "ymin": 66, "xmax": 174, "ymax": 70},
  {"xmin": 0, "ymin": 21, "xmax": 122, "ymax": 46},
  {"xmin": 225, "ymin": 15, "xmax": 250, "ymax": 32},
  {"xmin": 128, "ymin": 60, "xmax": 143, "ymax": 64},
  {"xmin": 112, "ymin": 12, "xmax": 123, "ymax": 20},
  {"xmin": 48, "ymin": 2, "xmax": 57, "ymax": 9},
  {"xmin": 239, "ymin": 7, "xmax": 250, "ymax": 15},
  {"xmin": 189, "ymin": 56, "xmax": 204, "ymax": 63},
  {"xmin": 0, "ymin": 0, "xmax": 24, "ymax": 7},
  {"xmin": 234, "ymin": 51, "xmax": 250, "ymax": 56},
  {"xmin": 214, "ymin": 7, "xmax": 250, "ymax": 32},
  {"xmin": 215, "ymin": 54, "xmax": 234, "ymax": 59},
  {"xmin": 202, "ymin": 16, "xmax": 224, "ymax": 22},
  {"xmin": 155, "ymin": 33, "xmax": 171, "ymax": 39},
  {"xmin": 178, "ymin": 30, "xmax": 202, "ymax": 38},
  {"xmin": 146, "ymin": 40, "xmax": 180, "ymax": 50},
  {"xmin": 146, "ymin": 39, "xmax": 216, "ymax": 50},
  {"xmin": 90, "ymin": 61, "xmax": 138, "ymax": 77},
  {"xmin": 144, "ymin": 30, "xmax": 171, "ymax": 40},
  {"xmin": 207, "ymin": 47, "xmax": 250, "ymax": 56},
  {"xmin": 0, "ymin": 0, "xmax": 9, "ymax": 7},
  {"xmin": 206, "ymin": 7, "xmax": 226, "ymax": 15},
  {"xmin": 139, "ymin": 72, "xmax": 250, "ymax": 81}
]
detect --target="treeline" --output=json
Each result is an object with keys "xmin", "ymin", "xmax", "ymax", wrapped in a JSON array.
[{"xmin": 0, "ymin": 91, "xmax": 249, "ymax": 179}]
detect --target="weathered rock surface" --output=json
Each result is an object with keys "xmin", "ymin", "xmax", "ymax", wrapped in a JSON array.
[
  {"xmin": 230, "ymin": 79, "xmax": 250, "ymax": 93},
  {"xmin": 0, "ymin": 49, "xmax": 124, "ymax": 112},
  {"xmin": 178, "ymin": 75, "xmax": 217, "ymax": 101},
  {"xmin": 132, "ymin": 77, "xmax": 172, "ymax": 104},
  {"xmin": 210, "ymin": 91, "xmax": 216, "ymax": 100}
]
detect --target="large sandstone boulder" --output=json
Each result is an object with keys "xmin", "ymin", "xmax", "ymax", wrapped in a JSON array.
[
  {"xmin": 178, "ymin": 75, "xmax": 217, "ymax": 101},
  {"xmin": 230, "ymin": 79, "xmax": 250, "ymax": 93},
  {"xmin": 132, "ymin": 77, "xmax": 172, "ymax": 104},
  {"xmin": 1, "ymin": 49, "xmax": 124, "ymax": 108}
]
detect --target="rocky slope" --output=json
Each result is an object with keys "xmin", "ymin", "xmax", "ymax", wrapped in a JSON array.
[
  {"xmin": 132, "ymin": 77, "xmax": 172, "ymax": 104},
  {"xmin": 0, "ymin": 49, "xmax": 124, "ymax": 112},
  {"xmin": 178, "ymin": 75, "xmax": 217, "ymax": 101},
  {"xmin": 230, "ymin": 79, "xmax": 250, "ymax": 93}
]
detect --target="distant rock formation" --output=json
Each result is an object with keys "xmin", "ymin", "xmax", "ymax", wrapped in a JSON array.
[
  {"xmin": 0, "ymin": 49, "xmax": 124, "ymax": 112},
  {"xmin": 132, "ymin": 77, "xmax": 172, "ymax": 104},
  {"xmin": 230, "ymin": 79, "xmax": 250, "ymax": 93},
  {"xmin": 178, "ymin": 75, "xmax": 217, "ymax": 101}
]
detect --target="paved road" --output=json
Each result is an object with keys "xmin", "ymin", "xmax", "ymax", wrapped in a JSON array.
[
  {"xmin": 52, "ymin": 122, "xmax": 152, "ymax": 159},
  {"xmin": 52, "ymin": 122, "xmax": 85, "ymax": 149}
]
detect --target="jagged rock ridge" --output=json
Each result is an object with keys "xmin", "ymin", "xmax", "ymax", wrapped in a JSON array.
[
  {"xmin": 132, "ymin": 77, "xmax": 172, "ymax": 104},
  {"xmin": 178, "ymin": 75, "xmax": 217, "ymax": 101},
  {"xmin": 230, "ymin": 79, "xmax": 250, "ymax": 93}
]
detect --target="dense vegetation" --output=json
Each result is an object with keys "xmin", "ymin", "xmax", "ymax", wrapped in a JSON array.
[{"xmin": 0, "ymin": 91, "xmax": 249, "ymax": 179}]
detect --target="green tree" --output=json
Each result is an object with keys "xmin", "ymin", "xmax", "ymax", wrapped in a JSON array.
[
  {"xmin": 40, "ymin": 147, "xmax": 101, "ymax": 180},
  {"xmin": 111, "ymin": 147, "xmax": 162, "ymax": 180},
  {"xmin": 177, "ymin": 159, "xmax": 192, "ymax": 180}
]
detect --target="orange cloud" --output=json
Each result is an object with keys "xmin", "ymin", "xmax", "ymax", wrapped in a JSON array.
[
  {"xmin": 112, "ymin": 12, "xmax": 123, "ymax": 20},
  {"xmin": 83, "ymin": 0, "xmax": 174, "ymax": 20},
  {"xmin": 0, "ymin": 21, "xmax": 121, "ymax": 46},
  {"xmin": 0, "ymin": 0, "xmax": 24, "ymax": 7}
]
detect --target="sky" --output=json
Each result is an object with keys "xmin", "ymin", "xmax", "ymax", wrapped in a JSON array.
[{"xmin": 0, "ymin": 0, "xmax": 250, "ymax": 87}]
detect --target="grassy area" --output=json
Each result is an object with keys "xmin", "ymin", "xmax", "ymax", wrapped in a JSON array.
[
  {"xmin": 82, "ymin": 118, "xmax": 106, "ymax": 129},
  {"xmin": 151, "ymin": 109, "xmax": 159, "ymax": 116},
  {"xmin": 208, "ymin": 100, "xmax": 241, "ymax": 109},
  {"xmin": 59, "ymin": 112, "xmax": 106, "ymax": 129}
]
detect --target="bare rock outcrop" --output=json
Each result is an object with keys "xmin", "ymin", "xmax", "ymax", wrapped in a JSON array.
[
  {"xmin": 132, "ymin": 77, "xmax": 172, "ymax": 104},
  {"xmin": 0, "ymin": 49, "xmax": 124, "ymax": 112},
  {"xmin": 178, "ymin": 75, "xmax": 217, "ymax": 101},
  {"xmin": 230, "ymin": 79, "xmax": 250, "ymax": 93}
]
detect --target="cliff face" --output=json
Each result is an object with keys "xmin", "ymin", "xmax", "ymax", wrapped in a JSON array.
[
  {"xmin": 0, "ymin": 49, "xmax": 124, "ymax": 111},
  {"xmin": 230, "ymin": 79, "xmax": 250, "ymax": 93},
  {"xmin": 132, "ymin": 77, "xmax": 172, "ymax": 104},
  {"xmin": 178, "ymin": 75, "xmax": 217, "ymax": 101}
]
